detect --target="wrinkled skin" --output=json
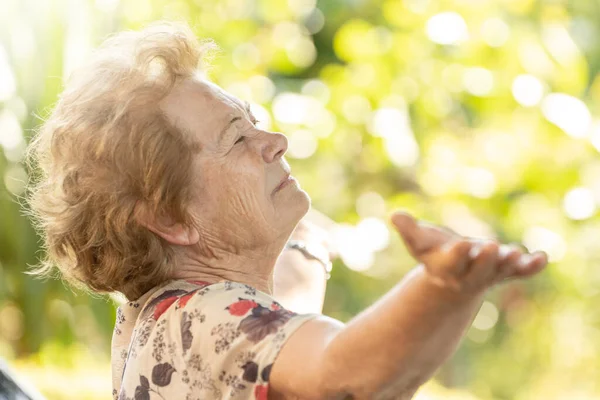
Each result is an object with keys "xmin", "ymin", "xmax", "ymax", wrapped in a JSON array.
[{"xmin": 141, "ymin": 76, "xmax": 310, "ymax": 293}]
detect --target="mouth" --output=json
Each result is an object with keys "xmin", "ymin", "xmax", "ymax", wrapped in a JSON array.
[{"xmin": 273, "ymin": 174, "xmax": 293, "ymax": 194}]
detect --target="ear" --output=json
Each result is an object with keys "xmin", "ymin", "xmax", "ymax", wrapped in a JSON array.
[{"xmin": 134, "ymin": 201, "xmax": 200, "ymax": 246}]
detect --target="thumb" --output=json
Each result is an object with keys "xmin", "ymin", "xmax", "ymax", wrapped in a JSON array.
[
  {"xmin": 390, "ymin": 211, "xmax": 421, "ymax": 257},
  {"xmin": 391, "ymin": 210, "xmax": 451, "ymax": 258}
]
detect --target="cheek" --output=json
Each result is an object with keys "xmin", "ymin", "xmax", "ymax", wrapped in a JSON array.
[
  {"xmin": 226, "ymin": 155, "xmax": 266, "ymax": 192},
  {"xmin": 209, "ymin": 162, "xmax": 268, "ymax": 212},
  {"xmin": 226, "ymin": 178, "xmax": 266, "ymax": 214},
  {"xmin": 193, "ymin": 166, "xmax": 277, "ymax": 242}
]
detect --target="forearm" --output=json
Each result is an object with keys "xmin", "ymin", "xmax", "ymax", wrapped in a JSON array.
[
  {"xmin": 273, "ymin": 248, "xmax": 327, "ymax": 314},
  {"xmin": 320, "ymin": 265, "xmax": 483, "ymax": 399}
]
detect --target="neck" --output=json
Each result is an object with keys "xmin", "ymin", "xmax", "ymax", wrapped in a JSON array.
[{"xmin": 171, "ymin": 240, "xmax": 286, "ymax": 295}]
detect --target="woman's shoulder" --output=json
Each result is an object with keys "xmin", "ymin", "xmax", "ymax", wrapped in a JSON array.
[{"xmin": 137, "ymin": 279, "xmax": 291, "ymax": 322}]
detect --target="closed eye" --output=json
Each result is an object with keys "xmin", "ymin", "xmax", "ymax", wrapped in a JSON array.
[{"xmin": 235, "ymin": 136, "xmax": 245, "ymax": 144}]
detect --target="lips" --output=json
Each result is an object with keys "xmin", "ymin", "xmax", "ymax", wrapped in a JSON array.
[{"xmin": 273, "ymin": 174, "xmax": 291, "ymax": 193}]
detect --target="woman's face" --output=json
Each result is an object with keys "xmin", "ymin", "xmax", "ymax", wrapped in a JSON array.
[{"xmin": 160, "ymin": 76, "xmax": 310, "ymax": 249}]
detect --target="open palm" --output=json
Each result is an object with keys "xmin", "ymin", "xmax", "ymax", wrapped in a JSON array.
[{"xmin": 390, "ymin": 211, "xmax": 548, "ymax": 294}]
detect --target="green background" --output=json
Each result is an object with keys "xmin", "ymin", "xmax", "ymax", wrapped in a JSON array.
[{"xmin": 1, "ymin": 0, "xmax": 600, "ymax": 398}]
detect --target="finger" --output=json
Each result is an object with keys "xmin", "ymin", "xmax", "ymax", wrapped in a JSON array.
[
  {"xmin": 462, "ymin": 241, "xmax": 500, "ymax": 290},
  {"xmin": 391, "ymin": 211, "xmax": 422, "ymax": 257},
  {"xmin": 497, "ymin": 244, "xmax": 521, "ymax": 262},
  {"xmin": 512, "ymin": 251, "xmax": 549, "ymax": 278},
  {"xmin": 496, "ymin": 251, "xmax": 548, "ymax": 284},
  {"xmin": 493, "ymin": 245, "xmax": 523, "ymax": 282}
]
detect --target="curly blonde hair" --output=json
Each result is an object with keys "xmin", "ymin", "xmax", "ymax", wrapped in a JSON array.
[{"xmin": 25, "ymin": 21, "xmax": 215, "ymax": 300}]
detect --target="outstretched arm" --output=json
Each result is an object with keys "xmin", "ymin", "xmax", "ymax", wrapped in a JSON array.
[{"xmin": 268, "ymin": 211, "xmax": 548, "ymax": 399}]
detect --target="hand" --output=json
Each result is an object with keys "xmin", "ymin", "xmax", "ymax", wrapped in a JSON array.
[
  {"xmin": 290, "ymin": 210, "xmax": 339, "ymax": 260},
  {"xmin": 390, "ymin": 210, "xmax": 548, "ymax": 295}
]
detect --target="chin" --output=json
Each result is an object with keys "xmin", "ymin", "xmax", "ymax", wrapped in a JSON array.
[
  {"xmin": 298, "ymin": 192, "xmax": 311, "ymax": 219},
  {"xmin": 274, "ymin": 187, "xmax": 311, "ymax": 228},
  {"xmin": 294, "ymin": 187, "xmax": 311, "ymax": 216}
]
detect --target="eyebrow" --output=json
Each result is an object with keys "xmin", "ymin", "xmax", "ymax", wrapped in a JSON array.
[
  {"xmin": 218, "ymin": 102, "xmax": 254, "ymax": 144},
  {"xmin": 219, "ymin": 116, "xmax": 241, "ymax": 145}
]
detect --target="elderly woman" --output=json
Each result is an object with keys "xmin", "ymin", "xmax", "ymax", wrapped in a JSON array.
[{"xmin": 26, "ymin": 22, "xmax": 547, "ymax": 400}]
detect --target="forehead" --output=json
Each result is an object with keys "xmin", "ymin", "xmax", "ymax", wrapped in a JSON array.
[{"xmin": 159, "ymin": 76, "xmax": 243, "ymax": 144}]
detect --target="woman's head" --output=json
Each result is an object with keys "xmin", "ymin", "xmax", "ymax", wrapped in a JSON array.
[
  {"xmin": 26, "ymin": 21, "xmax": 310, "ymax": 300},
  {"xmin": 156, "ymin": 77, "xmax": 310, "ymax": 255}
]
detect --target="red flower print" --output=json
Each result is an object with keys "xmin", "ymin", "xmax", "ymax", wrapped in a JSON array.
[
  {"xmin": 153, "ymin": 296, "xmax": 179, "ymax": 320},
  {"xmin": 239, "ymin": 304, "xmax": 293, "ymax": 343},
  {"xmin": 254, "ymin": 384, "xmax": 269, "ymax": 400},
  {"xmin": 178, "ymin": 291, "xmax": 196, "ymax": 308},
  {"xmin": 141, "ymin": 289, "xmax": 187, "ymax": 320},
  {"xmin": 226, "ymin": 298, "xmax": 259, "ymax": 316}
]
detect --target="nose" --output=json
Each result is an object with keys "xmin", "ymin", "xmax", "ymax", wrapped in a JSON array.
[{"xmin": 262, "ymin": 131, "xmax": 288, "ymax": 163}]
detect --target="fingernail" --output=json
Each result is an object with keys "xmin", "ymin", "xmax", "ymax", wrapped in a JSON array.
[
  {"xmin": 469, "ymin": 246, "xmax": 481, "ymax": 259},
  {"xmin": 498, "ymin": 244, "xmax": 511, "ymax": 260},
  {"xmin": 518, "ymin": 254, "xmax": 532, "ymax": 268}
]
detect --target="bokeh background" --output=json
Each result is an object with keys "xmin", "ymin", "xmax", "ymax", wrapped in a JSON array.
[{"xmin": 1, "ymin": 0, "xmax": 600, "ymax": 398}]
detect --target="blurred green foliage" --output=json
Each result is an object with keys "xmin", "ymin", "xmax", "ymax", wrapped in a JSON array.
[{"xmin": 1, "ymin": 0, "xmax": 600, "ymax": 398}]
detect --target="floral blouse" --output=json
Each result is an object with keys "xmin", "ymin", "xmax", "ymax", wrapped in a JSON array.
[{"xmin": 111, "ymin": 279, "xmax": 319, "ymax": 400}]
